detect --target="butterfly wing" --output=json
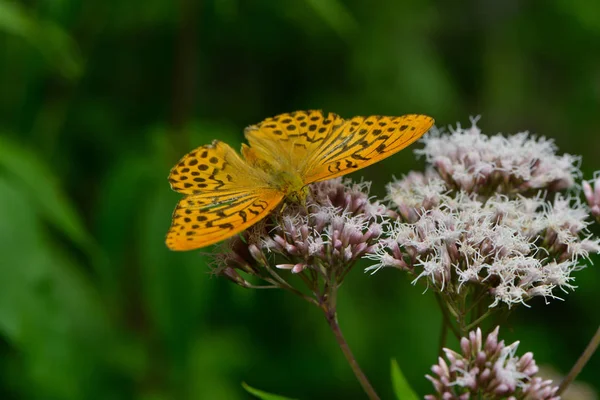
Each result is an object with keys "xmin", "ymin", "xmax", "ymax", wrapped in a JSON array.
[
  {"xmin": 243, "ymin": 110, "xmax": 344, "ymax": 172},
  {"xmin": 166, "ymin": 189, "xmax": 283, "ymax": 250},
  {"xmin": 166, "ymin": 140, "xmax": 283, "ymax": 250},
  {"xmin": 243, "ymin": 111, "xmax": 433, "ymax": 184},
  {"xmin": 301, "ymin": 114, "xmax": 434, "ymax": 183},
  {"xmin": 169, "ymin": 140, "xmax": 268, "ymax": 195}
]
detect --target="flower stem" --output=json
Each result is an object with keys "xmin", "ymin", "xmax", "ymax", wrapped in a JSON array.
[
  {"xmin": 438, "ymin": 317, "xmax": 448, "ymax": 357},
  {"xmin": 435, "ymin": 293, "xmax": 461, "ymax": 340},
  {"xmin": 557, "ymin": 324, "xmax": 600, "ymax": 396},
  {"xmin": 324, "ymin": 309, "xmax": 381, "ymax": 400},
  {"xmin": 465, "ymin": 307, "xmax": 498, "ymax": 332}
]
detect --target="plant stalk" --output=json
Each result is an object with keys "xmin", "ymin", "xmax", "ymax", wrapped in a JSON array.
[
  {"xmin": 557, "ymin": 324, "xmax": 600, "ymax": 396},
  {"xmin": 324, "ymin": 309, "xmax": 381, "ymax": 400}
]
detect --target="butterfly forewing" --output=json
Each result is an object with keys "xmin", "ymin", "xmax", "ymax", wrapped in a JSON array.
[{"xmin": 301, "ymin": 114, "xmax": 434, "ymax": 183}]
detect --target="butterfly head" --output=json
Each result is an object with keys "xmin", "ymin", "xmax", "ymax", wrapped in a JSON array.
[{"xmin": 286, "ymin": 185, "xmax": 309, "ymax": 206}]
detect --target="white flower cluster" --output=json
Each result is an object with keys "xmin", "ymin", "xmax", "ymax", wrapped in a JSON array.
[
  {"xmin": 417, "ymin": 118, "xmax": 581, "ymax": 194},
  {"xmin": 369, "ymin": 178, "xmax": 599, "ymax": 307},
  {"xmin": 368, "ymin": 119, "xmax": 599, "ymax": 308}
]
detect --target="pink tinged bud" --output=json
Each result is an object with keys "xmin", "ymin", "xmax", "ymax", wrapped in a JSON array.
[
  {"xmin": 476, "ymin": 351, "xmax": 487, "ymax": 366},
  {"xmin": 343, "ymin": 246, "xmax": 353, "ymax": 261},
  {"xmin": 424, "ymin": 375, "xmax": 443, "ymax": 392},
  {"xmin": 461, "ymin": 337, "xmax": 471, "ymax": 356},
  {"xmin": 442, "ymin": 392, "xmax": 453, "ymax": 400},
  {"xmin": 283, "ymin": 242, "xmax": 298, "ymax": 255},
  {"xmin": 353, "ymin": 242, "xmax": 368, "ymax": 256},
  {"xmin": 467, "ymin": 328, "xmax": 482, "ymax": 354},
  {"xmin": 397, "ymin": 204, "xmax": 412, "ymax": 221},
  {"xmin": 479, "ymin": 163, "xmax": 494, "ymax": 177},
  {"xmin": 249, "ymin": 244, "xmax": 267, "ymax": 265},
  {"xmin": 518, "ymin": 351, "xmax": 534, "ymax": 369},
  {"xmin": 480, "ymin": 368, "xmax": 491, "ymax": 381},
  {"xmin": 454, "ymin": 359, "xmax": 466, "ymax": 370},
  {"xmin": 292, "ymin": 263, "xmax": 306, "ymax": 273},
  {"xmin": 465, "ymin": 151, "xmax": 480, "ymax": 166},
  {"xmin": 485, "ymin": 326, "xmax": 500, "ymax": 352},
  {"xmin": 348, "ymin": 230, "xmax": 363, "ymax": 244},
  {"xmin": 495, "ymin": 383, "xmax": 510, "ymax": 395},
  {"xmin": 443, "ymin": 349, "xmax": 460, "ymax": 365},
  {"xmin": 431, "ymin": 365, "xmax": 445, "ymax": 377},
  {"xmin": 273, "ymin": 235, "xmax": 287, "ymax": 248},
  {"xmin": 459, "ymin": 394, "xmax": 469, "ymax": 400},
  {"xmin": 436, "ymin": 157, "xmax": 454, "ymax": 176},
  {"xmin": 300, "ymin": 225, "xmax": 310, "ymax": 240},
  {"xmin": 582, "ymin": 181, "xmax": 593, "ymax": 203},
  {"xmin": 446, "ymin": 242, "xmax": 460, "ymax": 262},
  {"xmin": 221, "ymin": 267, "xmax": 250, "ymax": 287},
  {"xmin": 369, "ymin": 223, "xmax": 382, "ymax": 237},
  {"xmin": 437, "ymin": 356, "xmax": 450, "ymax": 376},
  {"xmin": 355, "ymin": 197, "xmax": 367, "ymax": 210}
]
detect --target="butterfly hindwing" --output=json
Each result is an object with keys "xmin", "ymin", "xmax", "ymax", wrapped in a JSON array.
[
  {"xmin": 166, "ymin": 190, "xmax": 284, "ymax": 250},
  {"xmin": 169, "ymin": 140, "xmax": 268, "ymax": 195},
  {"xmin": 302, "ymin": 114, "xmax": 434, "ymax": 183}
]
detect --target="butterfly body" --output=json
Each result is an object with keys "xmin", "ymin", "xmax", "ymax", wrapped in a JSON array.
[{"xmin": 166, "ymin": 110, "xmax": 434, "ymax": 251}]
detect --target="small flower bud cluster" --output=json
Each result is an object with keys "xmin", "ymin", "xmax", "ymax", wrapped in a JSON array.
[
  {"xmin": 213, "ymin": 178, "xmax": 385, "ymax": 286},
  {"xmin": 426, "ymin": 327, "xmax": 560, "ymax": 400},
  {"xmin": 417, "ymin": 118, "xmax": 580, "ymax": 195},
  {"xmin": 583, "ymin": 172, "xmax": 600, "ymax": 222}
]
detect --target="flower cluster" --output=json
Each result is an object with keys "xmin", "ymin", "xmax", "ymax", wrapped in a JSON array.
[
  {"xmin": 426, "ymin": 327, "xmax": 559, "ymax": 400},
  {"xmin": 369, "ymin": 177, "xmax": 599, "ymax": 307},
  {"xmin": 367, "ymin": 120, "xmax": 600, "ymax": 308},
  {"xmin": 417, "ymin": 117, "xmax": 580, "ymax": 195},
  {"xmin": 213, "ymin": 178, "xmax": 385, "ymax": 292}
]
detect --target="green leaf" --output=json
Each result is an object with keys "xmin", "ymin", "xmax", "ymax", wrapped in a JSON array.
[
  {"xmin": 241, "ymin": 382, "xmax": 297, "ymax": 400},
  {"xmin": 0, "ymin": 177, "xmax": 115, "ymax": 400},
  {"xmin": 0, "ymin": 0, "xmax": 83, "ymax": 79},
  {"xmin": 0, "ymin": 135, "xmax": 94, "ymax": 252},
  {"xmin": 391, "ymin": 359, "xmax": 419, "ymax": 400}
]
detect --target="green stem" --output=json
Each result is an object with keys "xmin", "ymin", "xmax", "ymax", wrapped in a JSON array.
[
  {"xmin": 465, "ymin": 307, "xmax": 498, "ymax": 332},
  {"xmin": 261, "ymin": 272, "xmax": 318, "ymax": 306},
  {"xmin": 434, "ymin": 293, "xmax": 461, "ymax": 340},
  {"xmin": 438, "ymin": 317, "xmax": 448, "ymax": 356},
  {"xmin": 324, "ymin": 309, "xmax": 381, "ymax": 400},
  {"xmin": 557, "ymin": 325, "xmax": 600, "ymax": 396}
]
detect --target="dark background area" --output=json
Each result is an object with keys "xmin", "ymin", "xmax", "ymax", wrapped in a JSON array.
[{"xmin": 0, "ymin": 0, "xmax": 599, "ymax": 398}]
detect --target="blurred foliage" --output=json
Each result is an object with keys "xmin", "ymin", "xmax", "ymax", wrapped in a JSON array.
[{"xmin": 0, "ymin": 0, "xmax": 599, "ymax": 399}]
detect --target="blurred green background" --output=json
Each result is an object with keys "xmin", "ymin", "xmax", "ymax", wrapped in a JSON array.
[{"xmin": 1, "ymin": 0, "xmax": 599, "ymax": 399}]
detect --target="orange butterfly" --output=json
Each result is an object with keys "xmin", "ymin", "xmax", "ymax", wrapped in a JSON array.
[{"xmin": 166, "ymin": 110, "xmax": 434, "ymax": 250}]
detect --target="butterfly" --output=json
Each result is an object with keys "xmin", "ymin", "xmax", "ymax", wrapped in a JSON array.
[{"xmin": 166, "ymin": 110, "xmax": 434, "ymax": 250}]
